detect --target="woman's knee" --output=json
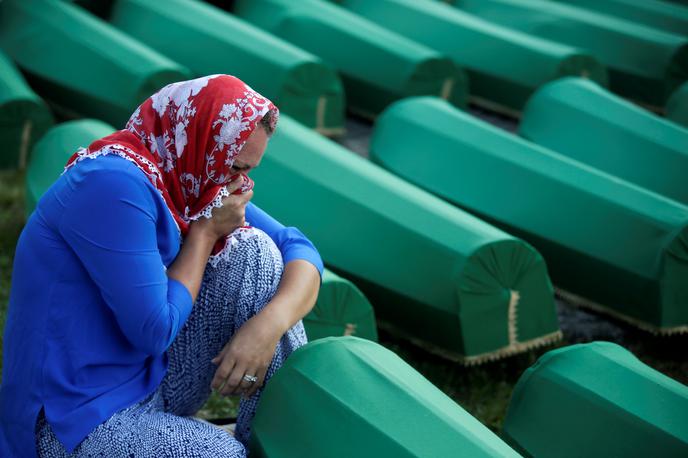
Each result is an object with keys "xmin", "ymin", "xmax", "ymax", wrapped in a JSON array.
[
  {"xmin": 204, "ymin": 228, "xmax": 284, "ymax": 309},
  {"xmin": 233, "ymin": 227, "xmax": 283, "ymax": 282}
]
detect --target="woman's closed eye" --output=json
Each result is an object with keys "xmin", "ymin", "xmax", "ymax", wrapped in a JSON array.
[{"xmin": 231, "ymin": 163, "xmax": 251, "ymax": 173}]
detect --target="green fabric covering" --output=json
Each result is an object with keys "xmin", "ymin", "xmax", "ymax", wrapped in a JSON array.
[
  {"xmin": 110, "ymin": 0, "xmax": 345, "ymax": 136},
  {"xmin": 370, "ymin": 97, "xmax": 688, "ymax": 332},
  {"xmin": 552, "ymin": 0, "xmax": 688, "ymax": 37},
  {"xmin": 335, "ymin": 0, "xmax": 606, "ymax": 113},
  {"xmin": 667, "ymin": 81, "xmax": 688, "ymax": 129},
  {"xmin": 0, "ymin": 49, "xmax": 53, "ymax": 170},
  {"xmin": 450, "ymin": 0, "xmax": 688, "ymax": 107},
  {"xmin": 250, "ymin": 337, "xmax": 521, "ymax": 457},
  {"xmin": 304, "ymin": 269, "xmax": 378, "ymax": 342},
  {"xmin": 503, "ymin": 341, "xmax": 688, "ymax": 457},
  {"xmin": 0, "ymin": 0, "xmax": 191, "ymax": 128},
  {"xmin": 25, "ymin": 119, "xmax": 115, "ymax": 215},
  {"xmin": 250, "ymin": 114, "xmax": 559, "ymax": 362},
  {"xmin": 520, "ymin": 77, "xmax": 688, "ymax": 206},
  {"xmin": 233, "ymin": 0, "xmax": 468, "ymax": 118}
]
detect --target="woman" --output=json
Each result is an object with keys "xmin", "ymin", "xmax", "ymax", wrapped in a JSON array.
[{"xmin": 0, "ymin": 75, "xmax": 323, "ymax": 457}]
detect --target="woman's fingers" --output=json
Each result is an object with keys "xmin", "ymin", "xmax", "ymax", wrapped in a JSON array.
[
  {"xmin": 224, "ymin": 174, "xmax": 245, "ymax": 195},
  {"xmin": 218, "ymin": 360, "xmax": 268, "ymax": 398},
  {"xmin": 221, "ymin": 363, "xmax": 248, "ymax": 396},
  {"xmin": 235, "ymin": 189, "xmax": 253, "ymax": 206},
  {"xmin": 211, "ymin": 356, "xmax": 236, "ymax": 392},
  {"xmin": 207, "ymin": 188, "xmax": 252, "ymax": 236},
  {"xmin": 211, "ymin": 344, "xmax": 228, "ymax": 365}
]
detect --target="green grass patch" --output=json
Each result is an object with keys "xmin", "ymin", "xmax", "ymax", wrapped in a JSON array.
[{"xmin": 0, "ymin": 169, "xmax": 26, "ymax": 375}]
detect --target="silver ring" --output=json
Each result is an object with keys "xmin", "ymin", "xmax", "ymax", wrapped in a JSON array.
[{"xmin": 243, "ymin": 374, "xmax": 258, "ymax": 383}]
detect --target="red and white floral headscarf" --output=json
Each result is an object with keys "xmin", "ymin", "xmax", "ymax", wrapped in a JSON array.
[{"xmin": 65, "ymin": 74, "xmax": 279, "ymax": 259}]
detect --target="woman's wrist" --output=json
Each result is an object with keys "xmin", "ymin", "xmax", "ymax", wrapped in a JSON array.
[
  {"xmin": 167, "ymin": 221, "xmax": 219, "ymax": 303},
  {"xmin": 256, "ymin": 299, "xmax": 294, "ymax": 337},
  {"xmin": 188, "ymin": 219, "xmax": 221, "ymax": 245}
]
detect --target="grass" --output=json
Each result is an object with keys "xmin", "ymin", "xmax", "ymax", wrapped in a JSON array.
[
  {"xmin": 2, "ymin": 167, "xmax": 687, "ymax": 434},
  {"xmin": 0, "ymin": 169, "xmax": 25, "ymax": 372}
]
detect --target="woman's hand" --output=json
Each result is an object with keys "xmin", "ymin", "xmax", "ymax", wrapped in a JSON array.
[
  {"xmin": 168, "ymin": 175, "xmax": 253, "ymax": 303},
  {"xmin": 191, "ymin": 174, "xmax": 253, "ymax": 241},
  {"xmin": 210, "ymin": 313, "xmax": 284, "ymax": 398},
  {"xmin": 210, "ymin": 260, "xmax": 320, "ymax": 398}
]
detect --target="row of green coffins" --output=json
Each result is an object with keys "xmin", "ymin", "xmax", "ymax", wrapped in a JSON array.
[
  {"xmin": 3, "ymin": 0, "xmax": 685, "ymax": 152},
  {"xmin": 108, "ymin": 0, "xmax": 346, "ymax": 136},
  {"xmin": 233, "ymin": 0, "xmax": 469, "ymax": 117},
  {"xmin": 0, "ymin": 0, "xmax": 189, "ymax": 128},
  {"xmin": 333, "ymin": 0, "xmax": 607, "ymax": 114},
  {"xmin": 371, "ymin": 96, "xmax": 688, "ymax": 334},
  {"xmin": 551, "ymin": 0, "xmax": 688, "ymax": 37},
  {"xmin": 0, "ymin": 0, "xmax": 345, "ymax": 135},
  {"xmin": 0, "ymin": 49, "xmax": 52, "ymax": 169},
  {"xmin": 2, "ymin": 0, "xmax": 464, "ymax": 134},
  {"xmin": 447, "ymin": 0, "xmax": 688, "ymax": 108},
  {"xmin": 26, "ymin": 116, "xmax": 561, "ymax": 362},
  {"xmin": 250, "ymin": 115, "xmax": 561, "ymax": 363},
  {"xmin": 11, "ymin": 0, "xmax": 682, "ymax": 155},
  {"xmin": 250, "ymin": 337, "xmax": 688, "ymax": 457},
  {"xmin": 519, "ymin": 78, "xmax": 688, "ymax": 206},
  {"xmin": 25, "ymin": 119, "xmax": 378, "ymax": 343},
  {"xmin": 25, "ymin": 119, "xmax": 688, "ymax": 455}
]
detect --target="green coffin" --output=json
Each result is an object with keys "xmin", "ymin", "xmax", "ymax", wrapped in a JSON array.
[
  {"xmin": 250, "ymin": 337, "xmax": 521, "ymax": 457},
  {"xmin": 0, "ymin": 50, "xmax": 53, "ymax": 170},
  {"xmin": 667, "ymin": 81, "xmax": 688, "ymax": 129},
  {"xmin": 234, "ymin": 0, "xmax": 468, "ymax": 118},
  {"xmin": 519, "ymin": 78, "xmax": 688, "ymax": 206},
  {"xmin": 335, "ymin": 0, "xmax": 606, "ymax": 113},
  {"xmin": 503, "ymin": 342, "xmax": 688, "ymax": 457},
  {"xmin": 371, "ymin": 97, "xmax": 688, "ymax": 333},
  {"xmin": 250, "ymin": 114, "xmax": 559, "ymax": 363},
  {"xmin": 304, "ymin": 269, "xmax": 378, "ymax": 342},
  {"xmin": 0, "ymin": 0, "xmax": 191, "ymax": 128},
  {"xmin": 26, "ymin": 119, "xmax": 115, "ymax": 215},
  {"xmin": 450, "ymin": 0, "xmax": 688, "ymax": 107},
  {"xmin": 110, "ymin": 0, "xmax": 345, "ymax": 136},
  {"xmin": 551, "ymin": 0, "xmax": 688, "ymax": 37}
]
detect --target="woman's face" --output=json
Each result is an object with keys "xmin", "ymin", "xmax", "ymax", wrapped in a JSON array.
[{"xmin": 230, "ymin": 127, "xmax": 269, "ymax": 176}]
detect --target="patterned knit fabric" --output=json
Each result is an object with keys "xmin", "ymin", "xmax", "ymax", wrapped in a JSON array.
[{"xmin": 35, "ymin": 228, "xmax": 308, "ymax": 457}]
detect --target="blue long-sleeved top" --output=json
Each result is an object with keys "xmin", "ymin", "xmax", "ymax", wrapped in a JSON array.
[{"xmin": 0, "ymin": 154, "xmax": 323, "ymax": 457}]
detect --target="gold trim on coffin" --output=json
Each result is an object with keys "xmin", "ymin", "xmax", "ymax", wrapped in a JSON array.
[
  {"xmin": 469, "ymin": 95, "xmax": 521, "ymax": 120},
  {"xmin": 314, "ymin": 95, "xmax": 346, "ymax": 138},
  {"xmin": 378, "ymin": 289, "xmax": 563, "ymax": 366},
  {"xmin": 19, "ymin": 120, "xmax": 33, "ymax": 170}
]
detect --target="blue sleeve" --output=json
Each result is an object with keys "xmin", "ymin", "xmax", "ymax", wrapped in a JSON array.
[
  {"xmin": 245, "ymin": 202, "xmax": 324, "ymax": 276},
  {"xmin": 58, "ymin": 168, "xmax": 193, "ymax": 356}
]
